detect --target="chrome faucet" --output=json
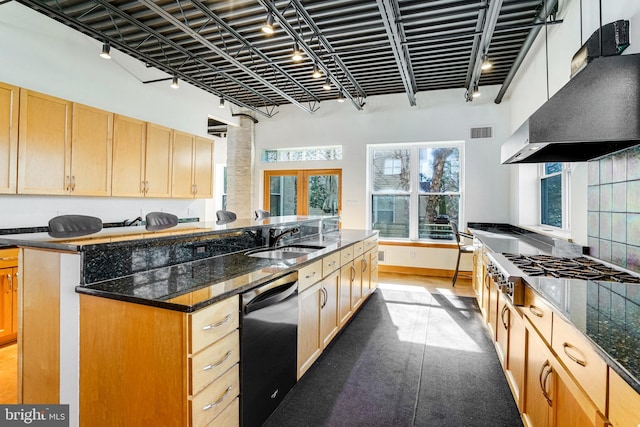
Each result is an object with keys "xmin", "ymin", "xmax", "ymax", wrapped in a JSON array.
[{"xmin": 269, "ymin": 227, "xmax": 300, "ymax": 247}]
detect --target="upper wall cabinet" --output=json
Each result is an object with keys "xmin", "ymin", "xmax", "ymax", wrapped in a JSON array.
[
  {"xmin": 71, "ymin": 103, "xmax": 113, "ymax": 196},
  {"xmin": 0, "ymin": 82, "xmax": 19, "ymax": 194},
  {"xmin": 112, "ymin": 117, "xmax": 173, "ymax": 198},
  {"xmin": 171, "ymin": 131, "xmax": 214, "ymax": 199},
  {"xmin": 17, "ymin": 90, "xmax": 72, "ymax": 195}
]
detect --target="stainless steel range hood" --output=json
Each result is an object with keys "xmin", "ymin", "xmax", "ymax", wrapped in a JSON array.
[{"xmin": 501, "ymin": 52, "xmax": 640, "ymax": 164}]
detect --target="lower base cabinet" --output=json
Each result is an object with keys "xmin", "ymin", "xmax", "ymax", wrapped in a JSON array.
[{"xmin": 79, "ymin": 294, "xmax": 239, "ymax": 427}]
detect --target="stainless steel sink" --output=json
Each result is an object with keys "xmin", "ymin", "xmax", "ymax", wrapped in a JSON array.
[{"xmin": 245, "ymin": 245, "xmax": 325, "ymax": 260}]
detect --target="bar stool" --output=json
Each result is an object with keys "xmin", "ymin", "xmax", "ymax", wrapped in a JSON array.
[{"xmin": 451, "ymin": 222, "xmax": 475, "ymax": 287}]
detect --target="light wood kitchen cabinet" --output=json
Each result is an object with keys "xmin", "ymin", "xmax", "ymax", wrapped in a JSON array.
[
  {"xmin": 609, "ymin": 368, "xmax": 640, "ymax": 427},
  {"xmin": 112, "ymin": 117, "xmax": 172, "ymax": 198},
  {"xmin": 70, "ymin": 103, "xmax": 113, "ymax": 196},
  {"xmin": 298, "ymin": 282, "xmax": 322, "ymax": 379},
  {"xmin": 523, "ymin": 319, "xmax": 608, "ymax": 427},
  {"xmin": 320, "ymin": 270, "xmax": 340, "ymax": 349},
  {"xmin": 0, "ymin": 82, "xmax": 19, "ymax": 194},
  {"xmin": 339, "ymin": 245, "xmax": 357, "ymax": 327},
  {"xmin": 523, "ymin": 286, "xmax": 553, "ymax": 345},
  {"xmin": 17, "ymin": 90, "xmax": 72, "ymax": 195},
  {"xmin": 495, "ymin": 292, "xmax": 525, "ymax": 409},
  {"xmin": 172, "ymin": 131, "xmax": 214, "ymax": 199},
  {"xmin": 522, "ymin": 320, "xmax": 553, "ymax": 427},
  {"xmin": 0, "ymin": 248, "xmax": 19, "ymax": 345},
  {"xmin": 551, "ymin": 314, "xmax": 607, "ymax": 415},
  {"xmin": 79, "ymin": 293, "xmax": 240, "ymax": 426},
  {"xmin": 487, "ymin": 275, "xmax": 500, "ymax": 341}
]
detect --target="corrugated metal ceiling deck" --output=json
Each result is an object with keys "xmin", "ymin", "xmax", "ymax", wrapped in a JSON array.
[{"xmin": 13, "ymin": 0, "xmax": 558, "ymax": 117}]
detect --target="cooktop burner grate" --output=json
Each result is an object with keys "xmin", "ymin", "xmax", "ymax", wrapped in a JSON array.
[{"xmin": 502, "ymin": 253, "xmax": 640, "ymax": 284}]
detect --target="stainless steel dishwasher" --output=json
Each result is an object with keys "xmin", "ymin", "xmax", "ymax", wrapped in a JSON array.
[{"xmin": 240, "ymin": 272, "xmax": 298, "ymax": 427}]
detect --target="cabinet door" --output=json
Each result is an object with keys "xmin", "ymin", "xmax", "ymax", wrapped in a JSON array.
[
  {"xmin": 171, "ymin": 130, "xmax": 195, "ymax": 198},
  {"xmin": 298, "ymin": 283, "xmax": 321, "ymax": 379},
  {"xmin": 487, "ymin": 278, "xmax": 499, "ymax": 341},
  {"xmin": 0, "ymin": 268, "xmax": 12, "ymax": 339},
  {"xmin": 145, "ymin": 123, "xmax": 172, "ymax": 198},
  {"xmin": 111, "ymin": 114, "xmax": 146, "ymax": 197},
  {"xmin": 71, "ymin": 103, "xmax": 113, "ymax": 196},
  {"xmin": 496, "ymin": 293, "xmax": 509, "ymax": 367},
  {"xmin": 0, "ymin": 82, "xmax": 18, "ymax": 194},
  {"xmin": 609, "ymin": 368, "xmax": 640, "ymax": 427},
  {"xmin": 506, "ymin": 305, "xmax": 525, "ymax": 410},
  {"xmin": 351, "ymin": 255, "xmax": 363, "ymax": 309},
  {"xmin": 11, "ymin": 268, "xmax": 18, "ymax": 335},
  {"xmin": 339, "ymin": 263, "xmax": 354, "ymax": 327},
  {"xmin": 522, "ymin": 321, "xmax": 552, "ymax": 427},
  {"xmin": 552, "ymin": 360, "xmax": 607, "ymax": 427},
  {"xmin": 193, "ymin": 136, "xmax": 214, "ymax": 198},
  {"xmin": 320, "ymin": 271, "xmax": 339, "ymax": 348},
  {"xmin": 18, "ymin": 90, "xmax": 71, "ymax": 194}
]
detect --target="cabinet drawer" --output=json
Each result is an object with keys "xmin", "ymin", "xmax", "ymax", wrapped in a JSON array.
[
  {"xmin": 353, "ymin": 241, "xmax": 364, "ymax": 257},
  {"xmin": 522, "ymin": 287, "xmax": 553, "ymax": 344},
  {"xmin": 190, "ymin": 364, "xmax": 239, "ymax": 427},
  {"xmin": 609, "ymin": 368, "xmax": 640, "ymax": 427},
  {"xmin": 299, "ymin": 260, "xmax": 322, "ymax": 291},
  {"xmin": 552, "ymin": 315, "xmax": 607, "ymax": 414},
  {"xmin": 190, "ymin": 330, "xmax": 239, "ymax": 396},
  {"xmin": 0, "ymin": 248, "xmax": 19, "ymax": 268},
  {"xmin": 340, "ymin": 245, "xmax": 354, "ymax": 265},
  {"xmin": 322, "ymin": 252, "xmax": 341, "ymax": 276},
  {"xmin": 364, "ymin": 236, "xmax": 377, "ymax": 252},
  {"xmin": 190, "ymin": 296, "xmax": 239, "ymax": 354},
  {"xmin": 210, "ymin": 396, "xmax": 239, "ymax": 427}
]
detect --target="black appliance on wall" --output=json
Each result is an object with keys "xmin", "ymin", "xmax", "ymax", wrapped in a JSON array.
[{"xmin": 240, "ymin": 272, "xmax": 299, "ymax": 426}]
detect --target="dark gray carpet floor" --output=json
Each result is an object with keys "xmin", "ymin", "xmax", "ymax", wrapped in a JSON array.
[{"xmin": 264, "ymin": 284, "xmax": 524, "ymax": 427}]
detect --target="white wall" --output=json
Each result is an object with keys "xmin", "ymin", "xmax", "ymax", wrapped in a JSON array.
[
  {"xmin": 502, "ymin": 0, "xmax": 640, "ymax": 245},
  {"xmin": 0, "ymin": 2, "xmax": 235, "ymax": 227},
  {"xmin": 255, "ymin": 86, "xmax": 512, "ymax": 231}
]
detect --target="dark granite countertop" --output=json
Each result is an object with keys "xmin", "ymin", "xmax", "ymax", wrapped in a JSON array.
[
  {"xmin": 0, "ymin": 215, "xmax": 329, "ymax": 252},
  {"xmin": 75, "ymin": 229, "xmax": 376, "ymax": 313},
  {"xmin": 469, "ymin": 223, "xmax": 640, "ymax": 394}
]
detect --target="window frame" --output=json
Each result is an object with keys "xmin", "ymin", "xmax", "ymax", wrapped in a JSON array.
[
  {"xmin": 539, "ymin": 162, "xmax": 572, "ymax": 230},
  {"xmin": 367, "ymin": 142, "xmax": 464, "ymax": 242}
]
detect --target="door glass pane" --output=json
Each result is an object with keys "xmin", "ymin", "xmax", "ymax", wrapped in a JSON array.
[
  {"xmin": 307, "ymin": 174, "xmax": 339, "ymax": 215},
  {"xmin": 371, "ymin": 195, "xmax": 410, "ymax": 238},
  {"xmin": 269, "ymin": 175, "xmax": 297, "ymax": 216}
]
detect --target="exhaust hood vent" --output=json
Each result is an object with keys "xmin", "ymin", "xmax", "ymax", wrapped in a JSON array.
[{"xmin": 501, "ymin": 21, "xmax": 640, "ymax": 164}]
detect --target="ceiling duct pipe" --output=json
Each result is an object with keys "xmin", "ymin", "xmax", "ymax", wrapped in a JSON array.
[{"xmin": 494, "ymin": 0, "xmax": 559, "ymax": 104}]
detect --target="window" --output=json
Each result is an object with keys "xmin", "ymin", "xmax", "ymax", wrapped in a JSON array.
[
  {"xmin": 261, "ymin": 146, "xmax": 342, "ymax": 162},
  {"xmin": 369, "ymin": 143, "xmax": 462, "ymax": 241},
  {"xmin": 540, "ymin": 162, "xmax": 570, "ymax": 229}
]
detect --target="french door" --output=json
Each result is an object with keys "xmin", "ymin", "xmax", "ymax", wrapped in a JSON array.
[{"xmin": 264, "ymin": 169, "xmax": 342, "ymax": 216}]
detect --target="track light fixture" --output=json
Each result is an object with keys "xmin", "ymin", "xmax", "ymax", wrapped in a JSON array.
[
  {"xmin": 170, "ymin": 75, "xmax": 179, "ymax": 89},
  {"xmin": 99, "ymin": 42, "xmax": 111, "ymax": 59},
  {"xmin": 219, "ymin": 96, "xmax": 225, "ymax": 108},
  {"xmin": 261, "ymin": 13, "xmax": 275, "ymax": 34},
  {"xmin": 311, "ymin": 64, "xmax": 322, "ymax": 79},
  {"xmin": 322, "ymin": 78, "xmax": 331, "ymax": 90},
  {"xmin": 472, "ymin": 85, "xmax": 481, "ymax": 98},
  {"xmin": 291, "ymin": 43, "xmax": 303, "ymax": 62},
  {"xmin": 481, "ymin": 54, "xmax": 493, "ymax": 71},
  {"xmin": 337, "ymin": 91, "xmax": 345, "ymax": 103}
]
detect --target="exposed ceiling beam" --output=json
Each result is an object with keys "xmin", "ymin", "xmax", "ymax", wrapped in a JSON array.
[
  {"xmin": 256, "ymin": 0, "xmax": 367, "ymax": 111},
  {"xmin": 465, "ymin": 0, "xmax": 503, "ymax": 101},
  {"xmin": 138, "ymin": 0, "xmax": 316, "ymax": 114},
  {"xmin": 377, "ymin": 0, "xmax": 417, "ymax": 106}
]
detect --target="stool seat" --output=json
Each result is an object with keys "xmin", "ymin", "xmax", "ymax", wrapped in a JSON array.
[{"xmin": 451, "ymin": 221, "xmax": 474, "ymax": 286}]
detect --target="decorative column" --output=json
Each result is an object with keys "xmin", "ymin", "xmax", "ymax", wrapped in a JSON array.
[{"xmin": 225, "ymin": 115, "xmax": 255, "ymax": 219}]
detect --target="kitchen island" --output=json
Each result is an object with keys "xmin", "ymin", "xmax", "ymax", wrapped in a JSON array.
[
  {"xmin": 0, "ymin": 216, "xmax": 378, "ymax": 426},
  {"xmin": 468, "ymin": 223, "xmax": 640, "ymax": 427}
]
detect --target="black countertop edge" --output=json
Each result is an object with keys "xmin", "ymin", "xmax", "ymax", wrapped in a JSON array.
[
  {"xmin": 525, "ymin": 280, "xmax": 640, "ymax": 395},
  {"xmin": 75, "ymin": 229, "xmax": 377, "ymax": 313}
]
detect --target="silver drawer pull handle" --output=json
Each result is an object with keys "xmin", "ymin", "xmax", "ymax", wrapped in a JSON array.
[
  {"xmin": 563, "ymin": 343, "xmax": 587, "ymax": 367},
  {"xmin": 202, "ymin": 314, "xmax": 231, "ymax": 330},
  {"xmin": 202, "ymin": 351, "xmax": 232, "ymax": 371},
  {"xmin": 202, "ymin": 386, "xmax": 232, "ymax": 411},
  {"xmin": 529, "ymin": 305, "xmax": 544, "ymax": 318},
  {"xmin": 305, "ymin": 271, "xmax": 316, "ymax": 279}
]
